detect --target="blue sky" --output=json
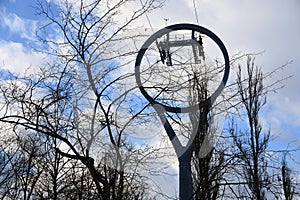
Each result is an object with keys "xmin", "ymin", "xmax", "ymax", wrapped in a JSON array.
[
  {"xmin": 0, "ymin": 0, "xmax": 300, "ymax": 197},
  {"xmin": 0, "ymin": 0, "xmax": 39, "ymax": 41}
]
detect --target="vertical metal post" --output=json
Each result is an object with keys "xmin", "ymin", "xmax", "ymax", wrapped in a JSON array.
[
  {"xmin": 156, "ymin": 109, "xmax": 194, "ymax": 200},
  {"xmin": 135, "ymin": 24, "xmax": 230, "ymax": 200},
  {"xmin": 179, "ymin": 148, "xmax": 193, "ymax": 200}
]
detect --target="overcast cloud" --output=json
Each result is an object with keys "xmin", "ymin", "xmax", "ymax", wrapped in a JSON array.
[{"xmin": 139, "ymin": 0, "xmax": 300, "ymax": 139}]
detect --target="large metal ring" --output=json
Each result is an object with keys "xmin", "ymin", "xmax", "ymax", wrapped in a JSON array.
[{"xmin": 135, "ymin": 23, "xmax": 230, "ymax": 113}]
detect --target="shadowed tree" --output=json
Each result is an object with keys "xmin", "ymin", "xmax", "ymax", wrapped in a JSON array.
[
  {"xmin": 189, "ymin": 69, "xmax": 228, "ymax": 200},
  {"xmin": 0, "ymin": 136, "xmax": 18, "ymax": 199},
  {"xmin": 281, "ymin": 154, "xmax": 295, "ymax": 200},
  {"xmin": 230, "ymin": 57, "xmax": 270, "ymax": 199}
]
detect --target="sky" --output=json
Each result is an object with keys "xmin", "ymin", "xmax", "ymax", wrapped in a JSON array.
[{"xmin": 0, "ymin": 0, "xmax": 300, "ymax": 198}]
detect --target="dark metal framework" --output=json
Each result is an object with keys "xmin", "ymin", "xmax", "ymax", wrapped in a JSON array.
[
  {"xmin": 135, "ymin": 23, "xmax": 230, "ymax": 200},
  {"xmin": 157, "ymin": 30, "xmax": 204, "ymax": 65}
]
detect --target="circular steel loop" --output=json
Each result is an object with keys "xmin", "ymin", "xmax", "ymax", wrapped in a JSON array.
[{"xmin": 135, "ymin": 23, "xmax": 230, "ymax": 113}]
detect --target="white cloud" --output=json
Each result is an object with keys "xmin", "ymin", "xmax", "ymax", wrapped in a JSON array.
[
  {"xmin": 0, "ymin": 40, "xmax": 46, "ymax": 74},
  {"xmin": 0, "ymin": 7, "xmax": 38, "ymax": 40},
  {"xmin": 269, "ymin": 95, "xmax": 300, "ymax": 127},
  {"xmin": 141, "ymin": 0, "xmax": 300, "ymax": 64}
]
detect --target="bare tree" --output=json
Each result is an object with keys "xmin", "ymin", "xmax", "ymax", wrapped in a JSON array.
[
  {"xmin": 32, "ymin": 137, "xmax": 80, "ymax": 199},
  {"xmin": 188, "ymin": 73, "xmax": 229, "ymax": 200},
  {"xmin": 281, "ymin": 154, "xmax": 296, "ymax": 200},
  {"xmin": 231, "ymin": 57, "xmax": 270, "ymax": 199},
  {"xmin": 14, "ymin": 133, "xmax": 44, "ymax": 200},
  {"xmin": 0, "ymin": 137, "xmax": 17, "ymax": 199},
  {"xmin": 0, "ymin": 130, "xmax": 45, "ymax": 200},
  {"xmin": 213, "ymin": 54, "xmax": 300, "ymax": 200},
  {"xmin": 0, "ymin": 0, "xmax": 165, "ymax": 199}
]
